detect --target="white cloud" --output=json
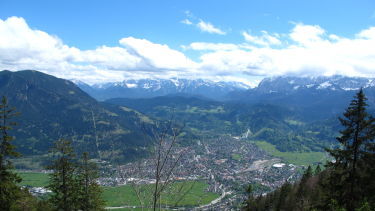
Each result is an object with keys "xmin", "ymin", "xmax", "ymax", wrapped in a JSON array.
[
  {"xmin": 243, "ymin": 31, "xmax": 281, "ymax": 46},
  {"xmin": 196, "ymin": 24, "xmax": 375, "ymax": 78},
  {"xmin": 181, "ymin": 19, "xmax": 192, "ymax": 25},
  {"xmin": 119, "ymin": 37, "xmax": 196, "ymax": 70},
  {"xmin": 180, "ymin": 11, "xmax": 226, "ymax": 35},
  {"xmin": 196, "ymin": 20, "xmax": 226, "ymax": 35},
  {"xmin": 357, "ymin": 27, "xmax": 375, "ymax": 39},
  {"xmin": 289, "ymin": 23, "xmax": 325, "ymax": 46},
  {"xmin": 0, "ymin": 17, "xmax": 197, "ymax": 84},
  {"xmin": 1, "ymin": 16, "xmax": 375, "ymax": 85},
  {"xmin": 182, "ymin": 42, "xmax": 239, "ymax": 51}
]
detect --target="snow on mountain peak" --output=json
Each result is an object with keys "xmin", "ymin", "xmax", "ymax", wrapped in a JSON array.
[
  {"xmin": 126, "ymin": 83, "xmax": 138, "ymax": 88},
  {"xmin": 317, "ymin": 81, "xmax": 332, "ymax": 89}
]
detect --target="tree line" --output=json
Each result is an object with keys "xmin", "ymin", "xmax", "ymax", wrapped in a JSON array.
[
  {"xmin": 0, "ymin": 96, "xmax": 104, "ymax": 210},
  {"xmin": 244, "ymin": 89, "xmax": 375, "ymax": 211}
]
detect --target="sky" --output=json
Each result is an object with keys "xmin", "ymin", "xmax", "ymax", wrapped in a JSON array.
[{"xmin": 0, "ymin": 0, "xmax": 375, "ymax": 86}]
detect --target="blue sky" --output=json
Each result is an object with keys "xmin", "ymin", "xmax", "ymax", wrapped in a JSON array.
[{"xmin": 0, "ymin": 0, "xmax": 375, "ymax": 85}]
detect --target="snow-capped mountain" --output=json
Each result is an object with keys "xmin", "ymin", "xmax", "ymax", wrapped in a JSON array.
[
  {"xmin": 255, "ymin": 75, "xmax": 374, "ymax": 94},
  {"xmin": 228, "ymin": 75, "xmax": 375, "ymax": 120},
  {"xmin": 75, "ymin": 78, "xmax": 250, "ymax": 101}
]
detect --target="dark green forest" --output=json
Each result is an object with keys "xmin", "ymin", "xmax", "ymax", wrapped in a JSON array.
[
  {"xmin": 107, "ymin": 96, "xmax": 339, "ymax": 152},
  {"xmin": 0, "ymin": 95, "xmax": 104, "ymax": 210},
  {"xmin": 244, "ymin": 89, "xmax": 375, "ymax": 211}
]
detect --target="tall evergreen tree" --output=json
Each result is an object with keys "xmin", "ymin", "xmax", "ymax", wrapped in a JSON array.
[
  {"xmin": 77, "ymin": 152, "xmax": 105, "ymax": 211},
  {"xmin": 243, "ymin": 89, "xmax": 375, "ymax": 210},
  {"xmin": 47, "ymin": 139, "xmax": 80, "ymax": 211},
  {"xmin": 275, "ymin": 182, "xmax": 292, "ymax": 211},
  {"xmin": 0, "ymin": 96, "xmax": 22, "ymax": 210},
  {"xmin": 314, "ymin": 164, "xmax": 322, "ymax": 175},
  {"xmin": 296, "ymin": 165, "xmax": 313, "ymax": 209},
  {"xmin": 326, "ymin": 89, "xmax": 375, "ymax": 210}
]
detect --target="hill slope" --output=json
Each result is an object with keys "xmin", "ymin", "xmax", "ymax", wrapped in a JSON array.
[
  {"xmin": 106, "ymin": 96, "xmax": 338, "ymax": 152},
  {"xmin": 0, "ymin": 70, "xmax": 153, "ymax": 162}
]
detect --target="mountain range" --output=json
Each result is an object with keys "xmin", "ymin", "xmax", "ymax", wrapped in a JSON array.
[
  {"xmin": 229, "ymin": 75, "xmax": 375, "ymax": 120},
  {"xmin": 74, "ymin": 78, "xmax": 250, "ymax": 101},
  {"xmin": 76, "ymin": 75, "xmax": 375, "ymax": 120},
  {"xmin": 2, "ymin": 70, "xmax": 375, "ymax": 165},
  {"xmin": 254, "ymin": 75, "xmax": 375, "ymax": 93}
]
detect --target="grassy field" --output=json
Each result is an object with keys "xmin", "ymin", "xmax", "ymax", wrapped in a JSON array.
[
  {"xmin": 231, "ymin": 153, "xmax": 242, "ymax": 161},
  {"xmin": 18, "ymin": 172, "xmax": 219, "ymax": 208},
  {"xmin": 254, "ymin": 141, "xmax": 328, "ymax": 166},
  {"xmin": 103, "ymin": 180, "xmax": 219, "ymax": 207},
  {"xmin": 18, "ymin": 171, "xmax": 50, "ymax": 187}
]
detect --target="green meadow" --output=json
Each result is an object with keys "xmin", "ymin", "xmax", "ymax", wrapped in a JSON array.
[
  {"xmin": 18, "ymin": 172, "xmax": 219, "ymax": 208},
  {"xmin": 254, "ymin": 141, "xmax": 328, "ymax": 166},
  {"xmin": 102, "ymin": 180, "xmax": 219, "ymax": 207}
]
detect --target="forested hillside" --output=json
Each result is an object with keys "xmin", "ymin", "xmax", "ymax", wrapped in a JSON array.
[
  {"xmin": 244, "ymin": 90, "xmax": 375, "ymax": 210},
  {"xmin": 0, "ymin": 70, "xmax": 154, "ymax": 162},
  {"xmin": 106, "ymin": 96, "xmax": 338, "ymax": 152}
]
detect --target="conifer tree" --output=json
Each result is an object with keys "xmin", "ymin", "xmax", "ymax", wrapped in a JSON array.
[
  {"xmin": 244, "ymin": 184, "xmax": 257, "ymax": 210},
  {"xmin": 296, "ymin": 165, "xmax": 313, "ymax": 209},
  {"xmin": 0, "ymin": 96, "xmax": 22, "ymax": 210},
  {"xmin": 314, "ymin": 164, "xmax": 322, "ymax": 175},
  {"xmin": 275, "ymin": 182, "xmax": 292, "ymax": 211},
  {"xmin": 77, "ymin": 152, "xmax": 105, "ymax": 211},
  {"xmin": 47, "ymin": 139, "xmax": 80, "ymax": 211},
  {"xmin": 326, "ymin": 89, "xmax": 375, "ymax": 210}
]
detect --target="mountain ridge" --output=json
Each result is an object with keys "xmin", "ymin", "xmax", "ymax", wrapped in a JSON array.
[
  {"xmin": 0, "ymin": 70, "xmax": 154, "ymax": 162},
  {"xmin": 74, "ymin": 78, "xmax": 250, "ymax": 101}
]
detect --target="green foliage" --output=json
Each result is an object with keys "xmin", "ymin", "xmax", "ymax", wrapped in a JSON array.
[
  {"xmin": 47, "ymin": 139, "xmax": 80, "ymax": 211},
  {"xmin": 10, "ymin": 188, "xmax": 53, "ymax": 211},
  {"xmin": 76, "ymin": 152, "xmax": 105, "ymax": 211},
  {"xmin": 0, "ymin": 96, "xmax": 23, "ymax": 210},
  {"xmin": 47, "ymin": 139, "xmax": 104, "ymax": 211},
  {"xmin": 315, "ymin": 164, "xmax": 322, "ymax": 175},
  {"xmin": 325, "ymin": 89, "xmax": 375, "ymax": 210},
  {"xmin": 245, "ymin": 170, "xmax": 322, "ymax": 210},
  {"xmin": 244, "ymin": 90, "xmax": 375, "ymax": 210},
  {"xmin": 0, "ymin": 96, "xmax": 53, "ymax": 210}
]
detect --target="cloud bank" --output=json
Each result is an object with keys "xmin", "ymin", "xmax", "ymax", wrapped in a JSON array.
[{"xmin": 0, "ymin": 17, "xmax": 375, "ymax": 85}]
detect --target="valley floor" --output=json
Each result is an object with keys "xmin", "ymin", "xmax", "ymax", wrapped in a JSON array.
[{"xmin": 18, "ymin": 136, "xmax": 319, "ymax": 209}]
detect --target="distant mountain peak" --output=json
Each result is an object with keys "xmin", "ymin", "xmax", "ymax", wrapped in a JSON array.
[
  {"xmin": 256, "ymin": 75, "xmax": 374, "ymax": 93},
  {"xmin": 75, "ymin": 78, "xmax": 251, "ymax": 101}
]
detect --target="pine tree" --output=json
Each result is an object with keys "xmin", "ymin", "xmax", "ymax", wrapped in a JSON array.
[
  {"xmin": 326, "ymin": 89, "xmax": 375, "ymax": 210},
  {"xmin": 0, "ymin": 96, "xmax": 22, "ymax": 210},
  {"xmin": 296, "ymin": 165, "xmax": 313, "ymax": 209},
  {"xmin": 77, "ymin": 152, "xmax": 105, "ymax": 211},
  {"xmin": 47, "ymin": 139, "xmax": 80, "ymax": 211},
  {"xmin": 314, "ymin": 164, "xmax": 322, "ymax": 175},
  {"xmin": 275, "ymin": 182, "xmax": 292, "ymax": 211},
  {"xmin": 244, "ymin": 184, "xmax": 259, "ymax": 210}
]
